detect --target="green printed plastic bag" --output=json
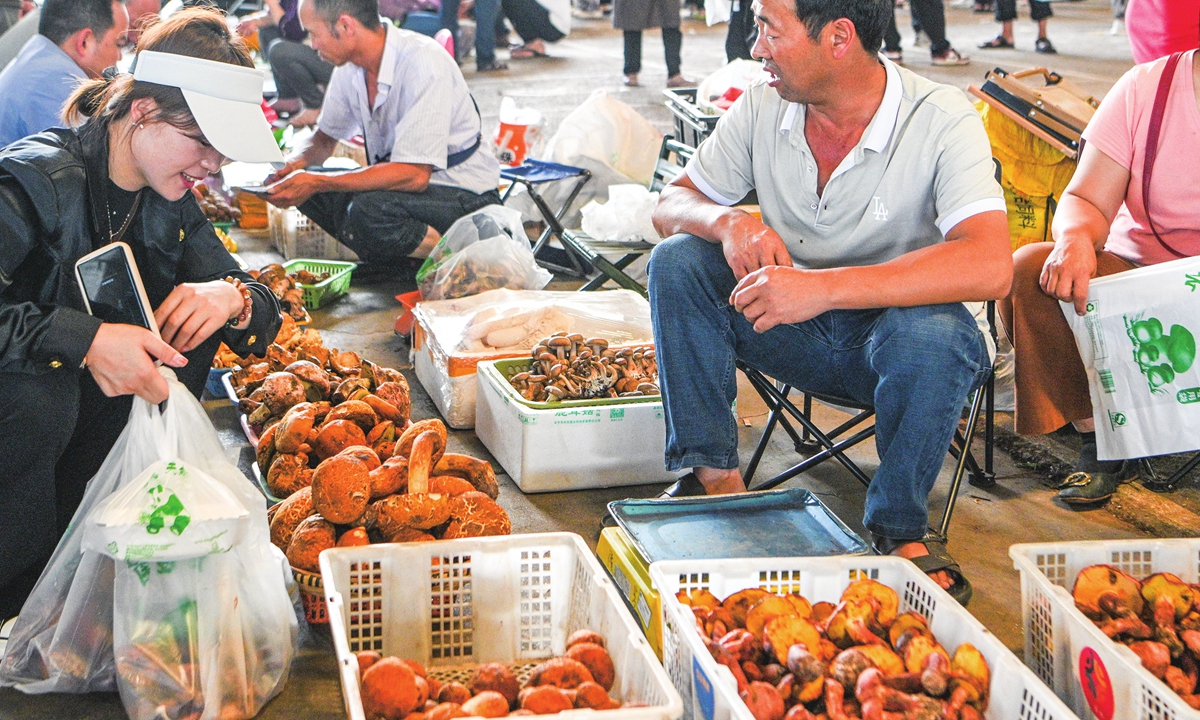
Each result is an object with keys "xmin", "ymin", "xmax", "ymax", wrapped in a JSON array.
[{"xmin": 1063, "ymin": 256, "xmax": 1200, "ymax": 460}]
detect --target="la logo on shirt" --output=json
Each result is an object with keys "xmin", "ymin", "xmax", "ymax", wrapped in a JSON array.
[{"xmin": 872, "ymin": 196, "xmax": 889, "ymax": 221}]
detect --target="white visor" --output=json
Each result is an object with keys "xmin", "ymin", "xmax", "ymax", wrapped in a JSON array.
[{"xmin": 132, "ymin": 50, "xmax": 284, "ymax": 166}]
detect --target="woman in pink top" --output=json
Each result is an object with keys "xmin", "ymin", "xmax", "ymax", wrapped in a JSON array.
[
  {"xmin": 1126, "ymin": 0, "xmax": 1200, "ymax": 63},
  {"xmin": 1000, "ymin": 50, "xmax": 1200, "ymax": 504}
]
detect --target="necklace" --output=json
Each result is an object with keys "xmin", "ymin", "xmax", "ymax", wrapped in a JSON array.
[{"xmin": 103, "ymin": 187, "xmax": 145, "ymax": 243}]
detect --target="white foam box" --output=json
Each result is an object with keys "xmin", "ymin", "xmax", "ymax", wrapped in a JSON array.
[
  {"xmin": 320, "ymin": 532, "xmax": 684, "ymax": 720},
  {"xmin": 650, "ymin": 555, "xmax": 1081, "ymax": 720},
  {"xmin": 1010, "ymin": 539, "xmax": 1200, "ymax": 720},
  {"xmin": 474, "ymin": 359, "xmax": 681, "ymax": 493}
]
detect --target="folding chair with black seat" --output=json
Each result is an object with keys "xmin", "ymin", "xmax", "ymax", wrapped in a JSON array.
[
  {"xmin": 499, "ymin": 158, "xmax": 593, "ymax": 276},
  {"xmin": 559, "ymin": 137, "xmax": 696, "ymax": 295}
]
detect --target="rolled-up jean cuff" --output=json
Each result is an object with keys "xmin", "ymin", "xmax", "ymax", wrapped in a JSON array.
[
  {"xmin": 867, "ymin": 521, "xmax": 930, "ymax": 542},
  {"xmin": 665, "ymin": 450, "xmax": 740, "ymax": 473}
]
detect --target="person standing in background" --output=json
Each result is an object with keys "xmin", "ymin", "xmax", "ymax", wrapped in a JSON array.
[
  {"xmin": 440, "ymin": 0, "xmax": 506, "ymax": 71},
  {"xmin": 979, "ymin": 0, "xmax": 1056, "ymax": 54},
  {"xmin": 614, "ymin": 0, "xmax": 688, "ymax": 87},
  {"xmin": 1125, "ymin": 0, "xmax": 1200, "ymax": 64},
  {"xmin": 503, "ymin": 0, "xmax": 569, "ymax": 59},
  {"xmin": 725, "ymin": 0, "xmax": 756, "ymax": 61},
  {"xmin": 882, "ymin": 0, "xmax": 969, "ymax": 65}
]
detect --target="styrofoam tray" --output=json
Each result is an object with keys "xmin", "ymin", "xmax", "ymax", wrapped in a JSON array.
[
  {"xmin": 1010, "ymin": 538, "xmax": 1200, "ymax": 720},
  {"xmin": 649, "ymin": 555, "xmax": 1080, "ymax": 720},
  {"xmin": 474, "ymin": 360, "xmax": 681, "ymax": 492},
  {"xmin": 319, "ymin": 533, "xmax": 685, "ymax": 720}
]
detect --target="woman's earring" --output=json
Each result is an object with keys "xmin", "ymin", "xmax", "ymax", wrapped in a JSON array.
[{"xmin": 137, "ymin": 123, "xmax": 144, "ymax": 130}]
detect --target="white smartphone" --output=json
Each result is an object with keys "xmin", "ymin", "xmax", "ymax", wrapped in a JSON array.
[{"xmin": 74, "ymin": 241, "xmax": 161, "ymax": 338}]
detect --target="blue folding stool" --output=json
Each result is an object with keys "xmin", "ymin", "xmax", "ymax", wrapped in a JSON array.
[{"xmin": 499, "ymin": 159, "xmax": 592, "ymax": 276}]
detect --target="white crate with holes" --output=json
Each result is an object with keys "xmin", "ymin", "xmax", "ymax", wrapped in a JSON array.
[
  {"xmin": 267, "ymin": 203, "xmax": 360, "ymax": 262},
  {"xmin": 319, "ymin": 533, "xmax": 685, "ymax": 720},
  {"xmin": 648, "ymin": 556, "xmax": 1080, "ymax": 720},
  {"xmin": 1010, "ymin": 539, "xmax": 1200, "ymax": 720}
]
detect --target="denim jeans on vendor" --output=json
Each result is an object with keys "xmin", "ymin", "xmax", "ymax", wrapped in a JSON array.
[{"xmin": 648, "ymin": 234, "xmax": 990, "ymax": 542}]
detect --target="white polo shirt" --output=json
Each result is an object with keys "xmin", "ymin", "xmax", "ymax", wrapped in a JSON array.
[
  {"xmin": 686, "ymin": 58, "xmax": 1005, "ymax": 270},
  {"xmin": 317, "ymin": 23, "xmax": 499, "ymax": 194}
]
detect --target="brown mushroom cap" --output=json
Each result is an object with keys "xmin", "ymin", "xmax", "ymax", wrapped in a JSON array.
[
  {"xmin": 275, "ymin": 402, "xmax": 317, "ymax": 454},
  {"xmin": 443, "ymin": 491, "xmax": 511, "ymax": 538},
  {"xmin": 311, "ymin": 454, "xmax": 371, "ymax": 524},
  {"xmin": 260, "ymin": 372, "xmax": 306, "ymax": 415},
  {"xmin": 338, "ymin": 445, "xmax": 381, "ymax": 471},
  {"xmin": 312, "ymin": 419, "xmax": 368, "ymax": 459}
]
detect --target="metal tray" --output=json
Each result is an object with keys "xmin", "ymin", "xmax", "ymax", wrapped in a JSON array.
[{"xmin": 606, "ymin": 488, "xmax": 868, "ymax": 563}]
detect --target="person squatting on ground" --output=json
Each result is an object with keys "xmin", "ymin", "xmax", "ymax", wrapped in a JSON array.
[
  {"xmin": 502, "ymin": 0, "xmax": 570, "ymax": 61},
  {"xmin": 1000, "ymin": 49, "xmax": 1200, "ymax": 505},
  {"xmin": 264, "ymin": 0, "xmax": 501, "ymax": 270},
  {"xmin": 0, "ymin": 7, "xmax": 284, "ymax": 619},
  {"xmin": 238, "ymin": 0, "xmax": 335, "ymax": 126},
  {"xmin": 648, "ymin": 0, "xmax": 1009, "ymax": 604}
]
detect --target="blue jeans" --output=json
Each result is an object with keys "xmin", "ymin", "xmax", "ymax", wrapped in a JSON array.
[
  {"xmin": 440, "ymin": 0, "xmax": 501, "ymax": 66},
  {"xmin": 647, "ymin": 235, "xmax": 990, "ymax": 541}
]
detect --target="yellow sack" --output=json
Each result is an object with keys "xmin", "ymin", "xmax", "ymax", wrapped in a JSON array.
[{"xmin": 977, "ymin": 102, "xmax": 1078, "ymax": 250}]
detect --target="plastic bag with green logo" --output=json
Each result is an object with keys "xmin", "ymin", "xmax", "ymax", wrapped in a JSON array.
[
  {"xmin": 0, "ymin": 369, "xmax": 296, "ymax": 720},
  {"xmin": 1062, "ymin": 255, "xmax": 1200, "ymax": 460}
]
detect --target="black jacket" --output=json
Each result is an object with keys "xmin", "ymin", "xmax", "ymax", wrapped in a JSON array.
[{"xmin": 0, "ymin": 127, "xmax": 279, "ymax": 375}]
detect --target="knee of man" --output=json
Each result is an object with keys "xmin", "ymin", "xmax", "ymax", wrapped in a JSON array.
[
  {"xmin": 879, "ymin": 304, "xmax": 986, "ymax": 366},
  {"xmin": 648, "ymin": 234, "xmax": 714, "ymax": 285},
  {"xmin": 1012, "ymin": 242, "xmax": 1053, "ymax": 288}
]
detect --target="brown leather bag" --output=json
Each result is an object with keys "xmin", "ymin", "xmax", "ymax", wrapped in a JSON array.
[{"xmin": 970, "ymin": 67, "xmax": 1100, "ymax": 158}]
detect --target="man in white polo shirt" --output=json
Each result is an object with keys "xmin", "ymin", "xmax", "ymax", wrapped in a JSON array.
[
  {"xmin": 648, "ymin": 0, "xmax": 1009, "ymax": 604},
  {"xmin": 265, "ymin": 0, "xmax": 500, "ymax": 267}
]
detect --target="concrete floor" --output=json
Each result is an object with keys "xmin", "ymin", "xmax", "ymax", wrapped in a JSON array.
[{"xmin": 1, "ymin": 3, "xmax": 1184, "ymax": 718}]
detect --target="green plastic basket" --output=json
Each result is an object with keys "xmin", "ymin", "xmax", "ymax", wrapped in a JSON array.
[
  {"xmin": 282, "ymin": 259, "xmax": 356, "ymax": 310},
  {"xmin": 485, "ymin": 357, "xmax": 661, "ymax": 410}
]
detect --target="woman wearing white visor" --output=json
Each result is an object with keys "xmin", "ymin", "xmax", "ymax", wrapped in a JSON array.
[{"xmin": 0, "ymin": 8, "xmax": 284, "ymax": 621}]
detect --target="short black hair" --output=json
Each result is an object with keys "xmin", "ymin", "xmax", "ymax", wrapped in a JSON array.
[
  {"xmin": 310, "ymin": 0, "xmax": 382, "ymax": 31},
  {"xmin": 793, "ymin": 0, "xmax": 890, "ymax": 54},
  {"xmin": 40, "ymin": 0, "xmax": 122, "ymax": 47}
]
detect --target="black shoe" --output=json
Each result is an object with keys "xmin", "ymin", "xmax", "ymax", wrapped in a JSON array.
[
  {"xmin": 1057, "ymin": 442, "xmax": 1138, "ymax": 504},
  {"xmin": 657, "ymin": 472, "xmax": 708, "ymax": 498},
  {"xmin": 1035, "ymin": 37, "xmax": 1057, "ymax": 54}
]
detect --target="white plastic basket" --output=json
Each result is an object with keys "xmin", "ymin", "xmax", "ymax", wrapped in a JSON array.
[
  {"xmin": 320, "ymin": 533, "xmax": 685, "ymax": 720},
  {"xmin": 1010, "ymin": 538, "xmax": 1200, "ymax": 720},
  {"xmin": 267, "ymin": 204, "xmax": 360, "ymax": 262},
  {"xmin": 649, "ymin": 555, "xmax": 1080, "ymax": 720}
]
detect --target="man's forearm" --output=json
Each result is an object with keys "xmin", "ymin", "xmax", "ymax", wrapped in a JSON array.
[
  {"xmin": 818, "ymin": 211, "xmax": 1013, "ymax": 308},
  {"xmin": 653, "ymin": 184, "xmax": 753, "ymax": 244},
  {"xmin": 310, "ymin": 163, "xmax": 433, "ymax": 194},
  {"xmin": 288, "ymin": 131, "xmax": 338, "ymax": 171}
]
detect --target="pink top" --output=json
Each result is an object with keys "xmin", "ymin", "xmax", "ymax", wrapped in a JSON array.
[
  {"xmin": 1081, "ymin": 50, "xmax": 1200, "ymax": 266},
  {"xmin": 1126, "ymin": 0, "xmax": 1200, "ymax": 64}
]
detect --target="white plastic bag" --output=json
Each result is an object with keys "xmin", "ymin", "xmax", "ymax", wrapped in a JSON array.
[
  {"xmin": 704, "ymin": 0, "xmax": 731, "ymax": 25},
  {"xmin": 0, "ymin": 369, "xmax": 296, "ymax": 720},
  {"xmin": 542, "ymin": 90, "xmax": 663, "ymax": 186},
  {"xmin": 580, "ymin": 184, "xmax": 662, "ymax": 244},
  {"xmin": 696, "ymin": 59, "xmax": 772, "ymax": 114},
  {"xmin": 417, "ymin": 205, "xmax": 552, "ymax": 301},
  {"xmin": 1063, "ymin": 255, "xmax": 1200, "ymax": 460}
]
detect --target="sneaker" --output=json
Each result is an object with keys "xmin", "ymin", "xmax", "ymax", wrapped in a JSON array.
[
  {"xmin": 931, "ymin": 48, "xmax": 970, "ymax": 66},
  {"xmin": 883, "ymin": 48, "xmax": 904, "ymax": 62}
]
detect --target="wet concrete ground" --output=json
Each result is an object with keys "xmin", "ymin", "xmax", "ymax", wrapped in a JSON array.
[{"xmin": 4, "ymin": 3, "xmax": 1196, "ymax": 718}]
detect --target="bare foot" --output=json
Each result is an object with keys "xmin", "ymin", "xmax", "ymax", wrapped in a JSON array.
[
  {"xmin": 891, "ymin": 541, "xmax": 953, "ymax": 590},
  {"xmin": 694, "ymin": 467, "xmax": 748, "ymax": 494}
]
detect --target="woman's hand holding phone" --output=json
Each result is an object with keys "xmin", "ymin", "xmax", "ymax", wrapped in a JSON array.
[{"xmin": 85, "ymin": 324, "xmax": 188, "ymax": 404}]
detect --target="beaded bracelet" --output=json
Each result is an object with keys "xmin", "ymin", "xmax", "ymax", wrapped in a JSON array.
[{"xmin": 224, "ymin": 276, "xmax": 253, "ymax": 328}]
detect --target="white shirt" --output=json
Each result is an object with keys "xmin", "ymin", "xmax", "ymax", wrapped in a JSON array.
[
  {"xmin": 317, "ymin": 23, "xmax": 499, "ymax": 194},
  {"xmin": 686, "ymin": 58, "xmax": 1005, "ymax": 269}
]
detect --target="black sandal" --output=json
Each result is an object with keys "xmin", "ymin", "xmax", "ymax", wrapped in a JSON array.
[
  {"xmin": 873, "ymin": 536, "xmax": 973, "ymax": 606},
  {"xmin": 978, "ymin": 35, "xmax": 1014, "ymax": 49}
]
